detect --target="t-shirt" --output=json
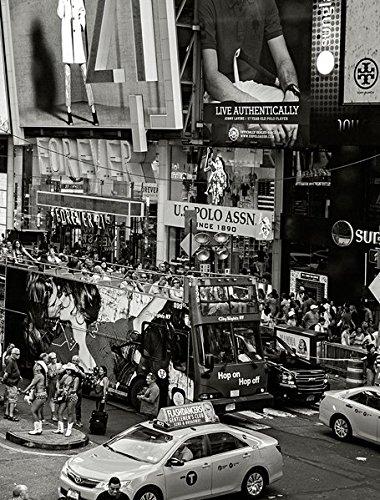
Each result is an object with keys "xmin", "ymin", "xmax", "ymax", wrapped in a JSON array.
[
  {"xmin": 140, "ymin": 383, "xmax": 160, "ymax": 417},
  {"xmin": 199, "ymin": 0, "xmax": 282, "ymax": 84},
  {"xmin": 4, "ymin": 357, "xmax": 21, "ymax": 386},
  {"xmin": 96, "ymin": 490, "xmax": 129, "ymax": 500}
]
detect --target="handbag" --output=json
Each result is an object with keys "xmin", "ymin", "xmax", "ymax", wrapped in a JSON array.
[
  {"xmin": 24, "ymin": 388, "xmax": 35, "ymax": 405},
  {"xmin": 54, "ymin": 391, "xmax": 67, "ymax": 404}
]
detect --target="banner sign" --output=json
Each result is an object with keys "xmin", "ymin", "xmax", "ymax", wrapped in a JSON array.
[
  {"xmin": 0, "ymin": 22, "xmax": 10, "ymax": 134},
  {"xmin": 164, "ymin": 201, "xmax": 274, "ymax": 240},
  {"xmin": 51, "ymin": 207, "xmax": 111, "ymax": 229},
  {"xmin": 156, "ymin": 403, "xmax": 218, "ymax": 430},
  {"xmin": 204, "ymin": 103, "xmax": 303, "ymax": 125},
  {"xmin": 276, "ymin": 329, "xmax": 311, "ymax": 360}
]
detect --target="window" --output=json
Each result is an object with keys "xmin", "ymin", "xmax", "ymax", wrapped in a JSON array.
[
  {"xmin": 208, "ymin": 432, "xmax": 247, "ymax": 456},
  {"xmin": 172, "ymin": 436, "xmax": 209, "ymax": 462},
  {"xmin": 349, "ymin": 390, "xmax": 380, "ymax": 408},
  {"xmin": 197, "ymin": 324, "xmax": 236, "ymax": 365}
]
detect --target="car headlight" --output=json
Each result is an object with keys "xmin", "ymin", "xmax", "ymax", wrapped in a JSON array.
[
  {"xmin": 97, "ymin": 480, "xmax": 132, "ymax": 489},
  {"xmin": 61, "ymin": 459, "xmax": 72, "ymax": 475},
  {"xmin": 281, "ymin": 372, "xmax": 295, "ymax": 385}
]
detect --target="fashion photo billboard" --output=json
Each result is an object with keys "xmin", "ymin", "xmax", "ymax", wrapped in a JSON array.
[
  {"xmin": 199, "ymin": 0, "xmax": 312, "ymax": 148},
  {"xmin": 6, "ymin": 0, "xmax": 182, "ymax": 132}
]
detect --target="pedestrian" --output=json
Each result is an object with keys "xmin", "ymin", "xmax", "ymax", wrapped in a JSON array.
[
  {"xmin": 11, "ymin": 484, "xmax": 29, "ymax": 499},
  {"xmin": 47, "ymin": 352, "xmax": 61, "ymax": 421},
  {"xmin": 341, "ymin": 326, "xmax": 352, "ymax": 346},
  {"xmin": 71, "ymin": 355, "xmax": 86, "ymax": 428},
  {"xmin": 1, "ymin": 342, "xmax": 15, "ymax": 370},
  {"xmin": 302, "ymin": 304, "xmax": 319, "ymax": 330},
  {"xmin": 1, "ymin": 347, "xmax": 22, "ymax": 421},
  {"xmin": 352, "ymin": 327, "xmax": 365, "ymax": 347},
  {"xmin": 374, "ymin": 350, "xmax": 380, "ymax": 387},
  {"xmin": 137, "ymin": 372, "xmax": 160, "ymax": 418},
  {"xmin": 362, "ymin": 344, "xmax": 377, "ymax": 386},
  {"xmin": 22, "ymin": 362, "xmax": 47, "ymax": 435},
  {"xmin": 286, "ymin": 310, "xmax": 297, "ymax": 327},
  {"xmin": 94, "ymin": 366, "xmax": 109, "ymax": 411},
  {"xmin": 53, "ymin": 363, "xmax": 80, "ymax": 437},
  {"xmin": 95, "ymin": 477, "xmax": 129, "ymax": 499}
]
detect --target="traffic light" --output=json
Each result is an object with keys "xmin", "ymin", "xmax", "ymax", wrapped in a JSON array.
[{"xmin": 368, "ymin": 248, "xmax": 380, "ymax": 269}]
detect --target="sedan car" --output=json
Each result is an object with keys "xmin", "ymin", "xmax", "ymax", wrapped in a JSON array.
[
  {"xmin": 319, "ymin": 386, "xmax": 380, "ymax": 444},
  {"xmin": 59, "ymin": 420, "xmax": 282, "ymax": 500}
]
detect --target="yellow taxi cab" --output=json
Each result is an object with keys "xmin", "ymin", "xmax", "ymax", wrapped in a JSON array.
[
  {"xmin": 59, "ymin": 402, "xmax": 283, "ymax": 500},
  {"xmin": 319, "ymin": 386, "xmax": 380, "ymax": 443}
]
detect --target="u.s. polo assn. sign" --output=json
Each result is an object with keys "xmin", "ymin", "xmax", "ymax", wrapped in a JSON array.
[{"xmin": 164, "ymin": 201, "xmax": 273, "ymax": 240}]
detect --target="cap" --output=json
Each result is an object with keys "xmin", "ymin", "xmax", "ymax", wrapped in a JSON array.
[
  {"xmin": 48, "ymin": 352, "xmax": 57, "ymax": 359},
  {"xmin": 288, "ymin": 310, "xmax": 296, "ymax": 317},
  {"xmin": 64, "ymin": 362, "xmax": 78, "ymax": 372},
  {"xmin": 310, "ymin": 304, "xmax": 318, "ymax": 310}
]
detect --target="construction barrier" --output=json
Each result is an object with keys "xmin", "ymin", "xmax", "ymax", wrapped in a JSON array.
[
  {"xmin": 319, "ymin": 343, "xmax": 365, "ymax": 376},
  {"xmin": 346, "ymin": 358, "xmax": 365, "ymax": 388}
]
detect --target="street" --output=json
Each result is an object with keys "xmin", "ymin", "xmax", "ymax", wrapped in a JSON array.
[{"xmin": 0, "ymin": 397, "xmax": 379, "ymax": 500}]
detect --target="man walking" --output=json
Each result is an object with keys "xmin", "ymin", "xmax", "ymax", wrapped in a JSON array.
[
  {"xmin": 1, "ymin": 347, "xmax": 22, "ymax": 421},
  {"xmin": 137, "ymin": 373, "xmax": 160, "ymax": 418}
]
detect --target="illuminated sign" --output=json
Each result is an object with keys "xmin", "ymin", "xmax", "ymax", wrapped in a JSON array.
[
  {"xmin": 331, "ymin": 220, "xmax": 380, "ymax": 247},
  {"xmin": 156, "ymin": 402, "xmax": 218, "ymax": 430}
]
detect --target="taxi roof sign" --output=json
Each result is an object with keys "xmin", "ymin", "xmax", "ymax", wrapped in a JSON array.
[{"xmin": 155, "ymin": 402, "xmax": 219, "ymax": 431}]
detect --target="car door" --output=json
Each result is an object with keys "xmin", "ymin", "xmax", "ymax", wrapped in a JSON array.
[
  {"xmin": 363, "ymin": 391, "xmax": 380, "ymax": 443},
  {"xmin": 208, "ymin": 431, "xmax": 252, "ymax": 497},
  {"xmin": 346, "ymin": 390, "xmax": 378, "ymax": 441},
  {"xmin": 164, "ymin": 435, "xmax": 212, "ymax": 500}
]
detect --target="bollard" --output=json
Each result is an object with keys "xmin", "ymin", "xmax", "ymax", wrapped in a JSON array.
[{"xmin": 346, "ymin": 358, "xmax": 365, "ymax": 388}]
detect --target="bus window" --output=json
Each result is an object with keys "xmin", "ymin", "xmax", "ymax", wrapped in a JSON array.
[
  {"xmin": 142, "ymin": 322, "xmax": 169, "ymax": 363},
  {"xmin": 197, "ymin": 324, "xmax": 236, "ymax": 365},
  {"xmin": 200, "ymin": 286, "xmax": 230, "ymax": 316},
  {"xmin": 228, "ymin": 286, "xmax": 256, "ymax": 314},
  {"xmin": 171, "ymin": 330, "xmax": 189, "ymax": 372},
  {"xmin": 233, "ymin": 324, "xmax": 264, "ymax": 362}
]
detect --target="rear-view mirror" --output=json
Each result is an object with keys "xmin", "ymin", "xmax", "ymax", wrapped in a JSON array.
[
  {"xmin": 166, "ymin": 457, "xmax": 184, "ymax": 467},
  {"xmin": 205, "ymin": 354, "xmax": 215, "ymax": 371}
]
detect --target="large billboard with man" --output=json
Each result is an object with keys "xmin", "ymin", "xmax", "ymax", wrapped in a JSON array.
[
  {"xmin": 5, "ymin": 0, "xmax": 182, "ymax": 134},
  {"xmin": 199, "ymin": 0, "xmax": 312, "ymax": 148}
]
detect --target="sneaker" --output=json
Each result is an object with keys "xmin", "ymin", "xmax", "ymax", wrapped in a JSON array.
[{"xmin": 75, "ymin": 421, "xmax": 83, "ymax": 428}]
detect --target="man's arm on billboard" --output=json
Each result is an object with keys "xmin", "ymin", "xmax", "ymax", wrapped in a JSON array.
[
  {"xmin": 268, "ymin": 36, "xmax": 299, "ymax": 145},
  {"xmin": 202, "ymin": 49, "xmax": 259, "ymax": 103},
  {"xmin": 268, "ymin": 36, "xmax": 299, "ymax": 94}
]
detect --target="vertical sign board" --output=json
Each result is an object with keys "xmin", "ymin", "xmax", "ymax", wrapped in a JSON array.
[
  {"xmin": 0, "ymin": 20, "xmax": 10, "ymax": 134},
  {"xmin": 310, "ymin": 0, "xmax": 380, "ymax": 145}
]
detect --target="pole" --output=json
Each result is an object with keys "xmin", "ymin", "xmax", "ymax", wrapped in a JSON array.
[
  {"xmin": 364, "ymin": 252, "xmax": 368, "ymax": 286},
  {"xmin": 189, "ymin": 218, "xmax": 193, "ymax": 267}
]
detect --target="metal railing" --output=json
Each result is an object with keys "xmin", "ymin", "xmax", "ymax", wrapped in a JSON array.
[{"xmin": 319, "ymin": 342, "xmax": 366, "ymax": 376}]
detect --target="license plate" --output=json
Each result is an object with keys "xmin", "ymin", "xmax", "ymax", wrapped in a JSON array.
[
  {"xmin": 67, "ymin": 490, "xmax": 80, "ymax": 500},
  {"xmin": 230, "ymin": 389, "xmax": 239, "ymax": 398},
  {"xmin": 225, "ymin": 403, "xmax": 236, "ymax": 412},
  {"xmin": 306, "ymin": 396, "xmax": 315, "ymax": 402}
]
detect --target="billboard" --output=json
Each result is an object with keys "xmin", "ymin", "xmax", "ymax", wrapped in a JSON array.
[
  {"xmin": 310, "ymin": 0, "xmax": 380, "ymax": 145},
  {"xmin": 7, "ymin": 0, "xmax": 182, "ymax": 134},
  {"xmin": 199, "ymin": 0, "xmax": 312, "ymax": 148}
]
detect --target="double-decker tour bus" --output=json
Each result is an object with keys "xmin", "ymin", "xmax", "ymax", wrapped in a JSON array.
[{"xmin": 2, "ymin": 264, "xmax": 272, "ymax": 413}]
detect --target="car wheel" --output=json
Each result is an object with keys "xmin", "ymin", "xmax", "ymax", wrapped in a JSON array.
[
  {"xmin": 242, "ymin": 468, "xmax": 267, "ymax": 498},
  {"xmin": 134, "ymin": 487, "xmax": 162, "ymax": 500},
  {"xmin": 332, "ymin": 415, "xmax": 352, "ymax": 441}
]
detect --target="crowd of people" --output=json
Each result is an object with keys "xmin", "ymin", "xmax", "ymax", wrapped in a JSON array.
[
  {"xmin": 1, "ymin": 344, "xmax": 110, "ymax": 437},
  {"xmin": 258, "ymin": 286, "xmax": 380, "ymax": 385}
]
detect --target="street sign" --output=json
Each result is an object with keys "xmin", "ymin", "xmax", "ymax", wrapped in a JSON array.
[
  {"xmin": 184, "ymin": 209, "xmax": 197, "ymax": 236},
  {"xmin": 368, "ymin": 248, "xmax": 380, "ymax": 268},
  {"xmin": 369, "ymin": 272, "xmax": 380, "ymax": 304},
  {"xmin": 180, "ymin": 234, "xmax": 200, "ymax": 256}
]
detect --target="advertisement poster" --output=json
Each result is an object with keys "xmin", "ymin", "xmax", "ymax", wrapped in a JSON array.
[
  {"xmin": 343, "ymin": 0, "xmax": 379, "ymax": 104},
  {"xmin": 0, "ymin": 264, "xmax": 5, "ymax": 348},
  {"xmin": 276, "ymin": 329, "xmax": 311, "ymax": 360},
  {"xmin": 8, "ymin": 0, "xmax": 182, "ymax": 130},
  {"xmin": 4, "ymin": 267, "xmax": 193, "ymax": 400},
  {"xmin": 199, "ymin": 0, "xmax": 312, "ymax": 147},
  {"xmin": 0, "ymin": 21, "xmax": 10, "ymax": 134},
  {"xmin": 310, "ymin": 0, "xmax": 380, "ymax": 144}
]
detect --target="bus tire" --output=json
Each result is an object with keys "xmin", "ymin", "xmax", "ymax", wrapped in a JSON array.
[
  {"xmin": 172, "ymin": 389, "xmax": 185, "ymax": 406},
  {"xmin": 129, "ymin": 377, "xmax": 146, "ymax": 410}
]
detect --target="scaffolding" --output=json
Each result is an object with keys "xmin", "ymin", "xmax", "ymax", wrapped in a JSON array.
[{"xmin": 175, "ymin": 0, "xmax": 203, "ymax": 144}]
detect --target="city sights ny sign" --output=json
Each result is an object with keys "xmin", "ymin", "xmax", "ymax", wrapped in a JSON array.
[{"xmin": 331, "ymin": 220, "xmax": 380, "ymax": 247}]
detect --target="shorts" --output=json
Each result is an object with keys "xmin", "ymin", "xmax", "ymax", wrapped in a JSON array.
[
  {"xmin": 35, "ymin": 392, "xmax": 47, "ymax": 403},
  {"xmin": 5, "ymin": 385, "xmax": 18, "ymax": 404}
]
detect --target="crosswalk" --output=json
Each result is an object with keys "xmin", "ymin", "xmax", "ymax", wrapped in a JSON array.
[{"xmin": 232, "ymin": 406, "xmax": 320, "ymax": 431}]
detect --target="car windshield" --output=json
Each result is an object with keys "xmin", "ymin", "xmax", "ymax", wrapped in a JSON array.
[{"xmin": 105, "ymin": 425, "xmax": 174, "ymax": 464}]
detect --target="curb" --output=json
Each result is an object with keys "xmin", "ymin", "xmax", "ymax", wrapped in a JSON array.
[{"xmin": 6, "ymin": 428, "xmax": 89, "ymax": 451}]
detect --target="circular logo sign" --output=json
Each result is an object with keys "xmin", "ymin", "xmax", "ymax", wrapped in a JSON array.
[
  {"xmin": 354, "ymin": 58, "xmax": 379, "ymax": 90},
  {"xmin": 331, "ymin": 220, "xmax": 354, "ymax": 247},
  {"xmin": 228, "ymin": 126, "xmax": 240, "ymax": 141},
  {"xmin": 157, "ymin": 369, "xmax": 167, "ymax": 379},
  {"xmin": 186, "ymin": 471, "xmax": 198, "ymax": 486}
]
